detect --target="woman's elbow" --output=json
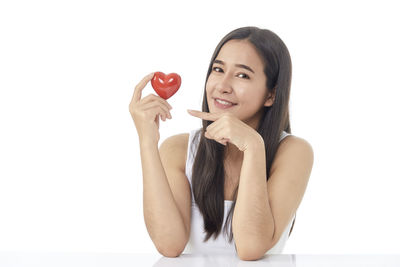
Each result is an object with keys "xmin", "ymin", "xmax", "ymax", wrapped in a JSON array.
[
  {"xmin": 156, "ymin": 245, "xmax": 185, "ymax": 258},
  {"xmin": 237, "ymin": 246, "xmax": 267, "ymax": 261},
  {"xmin": 238, "ymin": 253, "xmax": 265, "ymax": 261}
]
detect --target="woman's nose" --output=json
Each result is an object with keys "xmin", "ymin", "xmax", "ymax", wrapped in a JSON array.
[{"xmin": 215, "ymin": 75, "xmax": 233, "ymax": 93}]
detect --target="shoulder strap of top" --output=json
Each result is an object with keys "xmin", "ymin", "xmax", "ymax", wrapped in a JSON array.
[{"xmin": 280, "ymin": 131, "xmax": 291, "ymax": 142}]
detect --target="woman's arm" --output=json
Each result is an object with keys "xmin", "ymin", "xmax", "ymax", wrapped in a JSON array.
[
  {"xmin": 140, "ymin": 136, "xmax": 191, "ymax": 257},
  {"xmin": 130, "ymin": 73, "xmax": 189, "ymax": 257},
  {"xmin": 232, "ymin": 134, "xmax": 274, "ymax": 259},
  {"xmin": 232, "ymin": 135, "xmax": 313, "ymax": 260}
]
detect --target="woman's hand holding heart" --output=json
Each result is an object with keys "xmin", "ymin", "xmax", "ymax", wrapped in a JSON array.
[
  {"xmin": 129, "ymin": 72, "xmax": 173, "ymax": 144},
  {"xmin": 129, "ymin": 71, "xmax": 181, "ymax": 144},
  {"xmin": 187, "ymin": 110, "xmax": 263, "ymax": 152}
]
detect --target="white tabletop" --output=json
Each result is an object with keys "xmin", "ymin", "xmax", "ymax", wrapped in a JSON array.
[{"xmin": 0, "ymin": 252, "xmax": 400, "ymax": 267}]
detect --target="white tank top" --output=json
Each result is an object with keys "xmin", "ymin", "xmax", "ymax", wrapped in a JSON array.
[{"xmin": 183, "ymin": 128, "xmax": 296, "ymax": 254}]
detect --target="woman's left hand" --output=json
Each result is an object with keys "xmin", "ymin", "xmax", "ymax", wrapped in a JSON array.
[{"xmin": 187, "ymin": 109, "xmax": 263, "ymax": 151}]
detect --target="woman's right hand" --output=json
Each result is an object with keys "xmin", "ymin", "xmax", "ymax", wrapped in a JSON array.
[{"xmin": 129, "ymin": 72, "xmax": 173, "ymax": 143}]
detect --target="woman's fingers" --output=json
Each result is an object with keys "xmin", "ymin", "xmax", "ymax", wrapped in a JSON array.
[
  {"xmin": 129, "ymin": 73, "xmax": 172, "ymax": 126},
  {"xmin": 131, "ymin": 72, "xmax": 154, "ymax": 104},
  {"xmin": 141, "ymin": 102, "xmax": 172, "ymax": 119},
  {"xmin": 143, "ymin": 106, "xmax": 169, "ymax": 122},
  {"xmin": 141, "ymin": 94, "xmax": 172, "ymax": 109},
  {"xmin": 140, "ymin": 94, "xmax": 172, "ymax": 117},
  {"xmin": 142, "ymin": 105, "xmax": 171, "ymax": 121}
]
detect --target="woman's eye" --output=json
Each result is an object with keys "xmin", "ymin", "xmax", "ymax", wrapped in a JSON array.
[
  {"xmin": 212, "ymin": 67, "xmax": 250, "ymax": 79},
  {"xmin": 238, "ymin": 73, "xmax": 249, "ymax": 79}
]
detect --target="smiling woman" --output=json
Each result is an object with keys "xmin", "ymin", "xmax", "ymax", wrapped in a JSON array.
[
  {"xmin": 186, "ymin": 27, "xmax": 313, "ymax": 259},
  {"xmin": 130, "ymin": 26, "xmax": 314, "ymax": 261},
  {"xmin": 205, "ymin": 38, "xmax": 272, "ymax": 131}
]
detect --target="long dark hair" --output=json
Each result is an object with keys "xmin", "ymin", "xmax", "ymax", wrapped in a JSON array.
[{"xmin": 191, "ymin": 26, "xmax": 293, "ymax": 245}]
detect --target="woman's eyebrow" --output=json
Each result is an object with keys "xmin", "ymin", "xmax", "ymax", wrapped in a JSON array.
[{"xmin": 213, "ymin": 59, "xmax": 255, "ymax": 74}]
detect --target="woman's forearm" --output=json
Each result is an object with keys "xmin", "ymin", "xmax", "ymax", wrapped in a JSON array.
[
  {"xmin": 232, "ymin": 138, "xmax": 275, "ymax": 258},
  {"xmin": 139, "ymin": 139, "xmax": 187, "ymax": 256}
]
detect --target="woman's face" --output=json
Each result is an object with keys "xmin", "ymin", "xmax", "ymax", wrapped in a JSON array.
[{"xmin": 206, "ymin": 39, "xmax": 275, "ymax": 129}]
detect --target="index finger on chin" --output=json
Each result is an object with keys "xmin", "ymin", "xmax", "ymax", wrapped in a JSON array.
[{"xmin": 187, "ymin": 110, "xmax": 219, "ymax": 121}]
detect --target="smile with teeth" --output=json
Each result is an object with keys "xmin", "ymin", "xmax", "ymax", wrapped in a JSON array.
[{"xmin": 216, "ymin": 99, "xmax": 236, "ymax": 105}]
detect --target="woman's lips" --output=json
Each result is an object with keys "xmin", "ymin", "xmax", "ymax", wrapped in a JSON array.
[{"xmin": 214, "ymin": 98, "xmax": 237, "ymax": 109}]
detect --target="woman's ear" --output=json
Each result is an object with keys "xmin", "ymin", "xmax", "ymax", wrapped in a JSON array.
[{"xmin": 264, "ymin": 87, "xmax": 276, "ymax": 107}]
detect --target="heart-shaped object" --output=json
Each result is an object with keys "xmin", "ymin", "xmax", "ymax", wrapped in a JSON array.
[{"xmin": 151, "ymin": 72, "xmax": 181, "ymax": 100}]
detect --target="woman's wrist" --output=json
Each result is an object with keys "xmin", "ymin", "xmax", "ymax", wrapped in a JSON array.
[
  {"xmin": 244, "ymin": 133, "xmax": 265, "ymax": 153},
  {"xmin": 139, "ymin": 137, "xmax": 159, "ymax": 150}
]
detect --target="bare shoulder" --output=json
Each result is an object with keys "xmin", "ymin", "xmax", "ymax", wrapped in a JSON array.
[
  {"xmin": 280, "ymin": 135, "xmax": 313, "ymax": 153},
  {"xmin": 159, "ymin": 133, "xmax": 190, "ymax": 171},
  {"xmin": 270, "ymin": 135, "xmax": 314, "ymax": 176}
]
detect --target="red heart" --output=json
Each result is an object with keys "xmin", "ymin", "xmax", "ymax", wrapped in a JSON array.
[{"xmin": 151, "ymin": 72, "xmax": 181, "ymax": 100}]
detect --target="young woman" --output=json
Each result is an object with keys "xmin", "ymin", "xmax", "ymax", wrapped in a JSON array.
[{"xmin": 129, "ymin": 26, "xmax": 314, "ymax": 261}]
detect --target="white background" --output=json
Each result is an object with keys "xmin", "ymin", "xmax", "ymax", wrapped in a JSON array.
[{"xmin": 1, "ymin": 0, "xmax": 399, "ymax": 254}]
